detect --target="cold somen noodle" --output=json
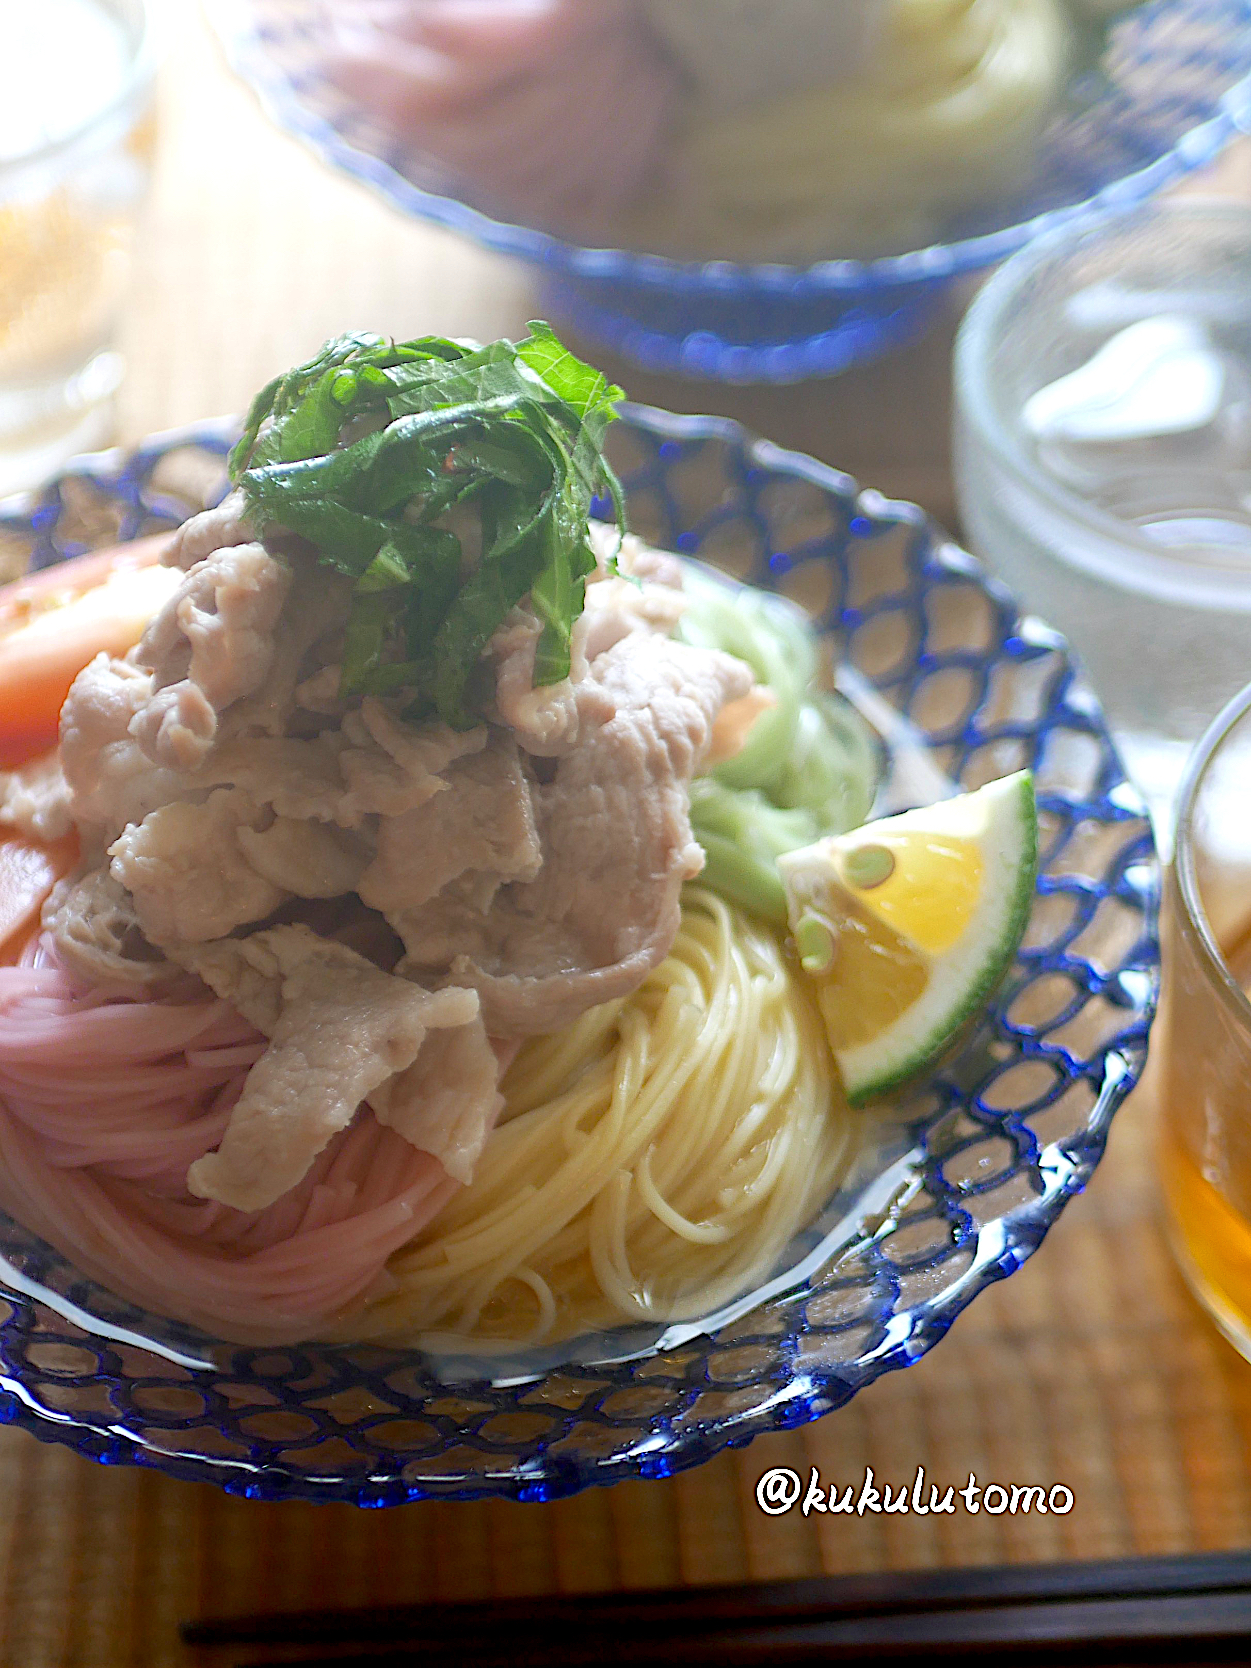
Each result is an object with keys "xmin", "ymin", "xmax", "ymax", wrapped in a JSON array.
[
  {"xmin": 0, "ymin": 932, "xmax": 458, "ymax": 1345},
  {"xmin": 641, "ymin": 0, "xmax": 1074, "ymax": 260},
  {"xmin": 334, "ymin": 888, "xmax": 849, "ymax": 1348},
  {"xmin": 0, "ymin": 889, "xmax": 849, "ymax": 1348},
  {"xmin": 0, "ymin": 330, "xmax": 877, "ymax": 1352}
]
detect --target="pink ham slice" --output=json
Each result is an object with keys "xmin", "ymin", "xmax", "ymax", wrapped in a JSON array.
[
  {"xmin": 394, "ymin": 632, "xmax": 755, "ymax": 1035},
  {"xmin": 181, "ymin": 925, "xmax": 500, "ymax": 1212}
]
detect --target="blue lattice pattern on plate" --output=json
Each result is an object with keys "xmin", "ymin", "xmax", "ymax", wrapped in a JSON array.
[
  {"xmin": 209, "ymin": 0, "xmax": 1251, "ymax": 380},
  {"xmin": 0, "ymin": 409, "xmax": 1158, "ymax": 1503}
]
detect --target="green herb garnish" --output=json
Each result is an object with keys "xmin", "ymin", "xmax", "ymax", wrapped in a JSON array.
[{"xmin": 229, "ymin": 324, "xmax": 626, "ymax": 728}]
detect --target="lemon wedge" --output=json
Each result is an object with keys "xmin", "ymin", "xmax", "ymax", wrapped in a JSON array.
[{"xmin": 778, "ymin": 771, "xmax": 1038, "ymax": 1105}]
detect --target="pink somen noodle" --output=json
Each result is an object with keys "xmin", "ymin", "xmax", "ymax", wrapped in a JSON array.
[
  {"xmin": 317, "ymin": 0, "xmax": 680, "ymax": 238},
  {"xmin": 0, "ymin": 931, "xmax": 471, "ymax": 1345}
]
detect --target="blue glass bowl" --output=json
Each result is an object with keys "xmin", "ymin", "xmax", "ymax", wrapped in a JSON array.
[
  {"xmin": 0, "ymin": 409, "xmax": 1158, "ymax": 1503},
  {"xmin": 209, "ymin": 0, "xmax": 1251, "ymax": 382}
]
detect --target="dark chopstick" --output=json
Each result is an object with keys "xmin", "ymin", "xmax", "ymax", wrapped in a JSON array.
[{"xmin": 182, "ymin": 1549, "xmax": 1251, "ymax": 1665}]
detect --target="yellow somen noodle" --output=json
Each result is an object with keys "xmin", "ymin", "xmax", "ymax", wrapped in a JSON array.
[
  {"xmin": 635, "ymin": 0, "xmax": 1073, "ymax": 261},
  {"xmin": 336, "ymin": 889, "xmax": 853, "ymax": 1348}
]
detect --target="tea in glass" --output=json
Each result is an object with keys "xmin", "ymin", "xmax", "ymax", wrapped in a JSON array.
[
  {"xmin": 1160, "ymin": 683, "xmax": 1251, "ymax": 1356},
  {"xmin": 0, "ymin": 0, "xmax": 155, "ymax": 496}
]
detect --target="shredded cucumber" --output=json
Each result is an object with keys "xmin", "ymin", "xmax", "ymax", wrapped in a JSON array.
[{"xmin": 679, "ymin": 567, "xmax": 879, "ymax": 926}]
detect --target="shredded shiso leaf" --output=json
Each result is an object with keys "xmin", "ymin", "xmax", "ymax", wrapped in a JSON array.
[
  {"xmin": 228, "ymin": 323, "xmax": 625, "ymax": 728},
  {"xmin": 227, "ymin": 326, "xmax": 877, "ymax": 927}
]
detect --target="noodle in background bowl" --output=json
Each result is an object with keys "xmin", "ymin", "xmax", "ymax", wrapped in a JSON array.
[
  {"xmin": 205, "ymin": 0, "xmax": 1251, "ymax": 383},
  {"xmin": 0, "ymin": 409, "xmax": 1158, "ymax": 1504}
]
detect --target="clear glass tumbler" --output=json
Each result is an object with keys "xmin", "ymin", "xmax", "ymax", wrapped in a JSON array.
[
  {"xmin": 0, "ymin": 0, "xmax": 156, "ymax": 497},
  {"xmin": 1160, "ymin": 681, "xmax": 1251, "ymax": 1361},
  {"xmin": 954, "ymin": 200, "xmax": 1251, "ymax": 828}
]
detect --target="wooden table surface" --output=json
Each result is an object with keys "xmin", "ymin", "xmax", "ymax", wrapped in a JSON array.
[{"xmin": 4, "ymin": 4, "xmax": 1251, "ymax": 1663}]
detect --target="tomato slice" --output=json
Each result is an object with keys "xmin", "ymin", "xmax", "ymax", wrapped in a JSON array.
[
  {"xmin": 0, "ymin": 533, "xmax": 179, "ymax": 768},
  {"xmin": 0, "ymin": 533, "xmax": 179, "ymax": 960},
  {"xmin": 0, "ymin": 829, "xmax": 79, "ymax": 965}
]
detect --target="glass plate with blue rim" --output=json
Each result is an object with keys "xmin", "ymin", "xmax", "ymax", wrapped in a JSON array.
[
  {"xmin": 206, "ymin": 0, "xmax": 1251, "ymax": 383},
  {"xmin": 0, "ymin": 407, "xmax": 1157, "ymax": 1504}
]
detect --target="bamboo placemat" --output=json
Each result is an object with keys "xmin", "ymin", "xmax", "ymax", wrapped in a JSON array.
[{"xmin": 1, "ymin": 5, "xmax": 1249, "ymax": 1664}]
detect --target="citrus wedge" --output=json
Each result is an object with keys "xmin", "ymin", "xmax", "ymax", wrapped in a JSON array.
[{"xmin": 778, "ymin": 770, "xmax": 1038, "ymax": 1106}]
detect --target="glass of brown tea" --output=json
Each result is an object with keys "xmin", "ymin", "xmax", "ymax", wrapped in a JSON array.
[{"xmin": 1161, "ymin": 681, "xmax": 1251, "ymax": 1357}]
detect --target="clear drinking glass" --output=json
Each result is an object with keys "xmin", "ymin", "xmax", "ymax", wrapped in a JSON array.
[
  {"xmin": 0, "ymin": 0, "xmax": 156, "ymax": 497},
  {"xmin": 954, "ymin": 200, "xmax": 1251, "ymax": 828},
  {"xmin": 1160, "ymin": 682, "xmax": 1251, "ymax": 1360}
]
